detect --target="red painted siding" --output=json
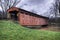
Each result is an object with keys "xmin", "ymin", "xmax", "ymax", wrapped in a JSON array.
[
  {"xmin": 18, "ymin": 13, "xmax": 48, "ymax": 26},
  {"xmin": 7, "ymin": 7, "xmax": 48, "ymax": 26}
]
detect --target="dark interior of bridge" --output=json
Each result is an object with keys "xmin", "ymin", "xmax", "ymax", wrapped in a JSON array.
[{"xmin": 9, "ymin": 10, "xmax": 19, "ymax": 20}]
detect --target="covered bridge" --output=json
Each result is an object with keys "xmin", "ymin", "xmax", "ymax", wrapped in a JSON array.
[{"xmin": 7, "ymin": 7, "xmax": 48, "ymax": 27}]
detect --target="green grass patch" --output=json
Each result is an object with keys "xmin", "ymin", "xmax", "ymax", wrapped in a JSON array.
[{"xmin": 0, "ymin": 20, "xmax": 60, "ymax": 40}]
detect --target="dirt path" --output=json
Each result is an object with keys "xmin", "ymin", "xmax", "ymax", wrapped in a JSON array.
[{"xmin": 39, "ymin": 26, "xmax": 60, "ymax": 32}]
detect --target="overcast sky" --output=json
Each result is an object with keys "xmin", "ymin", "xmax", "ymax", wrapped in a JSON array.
[
  {"xmin": 0, "ymin": 0, "xmax": 57, "ymax": 18},
  {"xmin": 15, "ymin": 0, "xmax": 56, "ymax": 18}
]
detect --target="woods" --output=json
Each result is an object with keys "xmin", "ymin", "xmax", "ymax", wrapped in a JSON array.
[{"xmin": 0, "ymin": 0, "xmax": 20, "ymax": 19}]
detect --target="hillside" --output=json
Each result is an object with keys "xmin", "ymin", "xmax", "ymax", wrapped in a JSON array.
[{"xmin": 0, "ymin": 20, "xmax": 60, "ymax": 40}]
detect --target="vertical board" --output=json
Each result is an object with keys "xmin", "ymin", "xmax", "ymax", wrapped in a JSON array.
[{"xmin": 18, "ymin": 13, "xmax": 48, "ymax": 25}]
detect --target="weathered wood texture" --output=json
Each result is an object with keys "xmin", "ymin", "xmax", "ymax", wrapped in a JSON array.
[
  {"xmin": 7, "ymin": 7, "xmax": 48, "ymax": 26},
  {"xmin": 18, "ymin": 13, "xmax": 48, "ymax": 26}
]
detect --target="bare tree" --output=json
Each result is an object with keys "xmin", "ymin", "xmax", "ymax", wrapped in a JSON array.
[
  {"xmin": 55, "ymin": 0, "xmax": 59, "ymax": 26},
  {"xmin": 0, "ymin": 0, "xmax": 20, "ymax": 19},
  {"xmin": 47, "ymin": 0, "xmax": 60, "ymax": 26},
  {"xmin": 58, "ymin": 0, "xmax": 60, "ymax": 13}
]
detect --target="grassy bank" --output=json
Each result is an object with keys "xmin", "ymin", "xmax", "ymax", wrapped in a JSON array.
[{"xmin": 0, "ymin": 20, "xmax": 60, "ymax": 40}]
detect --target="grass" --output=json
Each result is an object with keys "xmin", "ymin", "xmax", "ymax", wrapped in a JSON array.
[{"xmin": 0, "ymin": 20, "xmax": 60, "ymax": 40}]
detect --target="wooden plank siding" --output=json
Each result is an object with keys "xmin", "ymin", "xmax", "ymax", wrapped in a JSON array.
[
  {"xmin": 18, "ymin": 13, "xmax": 48, "ymax": 26},
  {"xmin": 7, "ymin": 7, "xmax": 48, "ymax": 26}
]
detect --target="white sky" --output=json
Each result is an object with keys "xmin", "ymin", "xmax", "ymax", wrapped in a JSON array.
[
  {"xmin": 0, "ymin": 0, "xmax": 58, "ymax": 18},
  {"xmin": 0, "ymin": 6, "xmax": 2, "ymax": 11},
  {"xmin": 15, "ymin": 0, "xmax": 56, "ymax": 18}
]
